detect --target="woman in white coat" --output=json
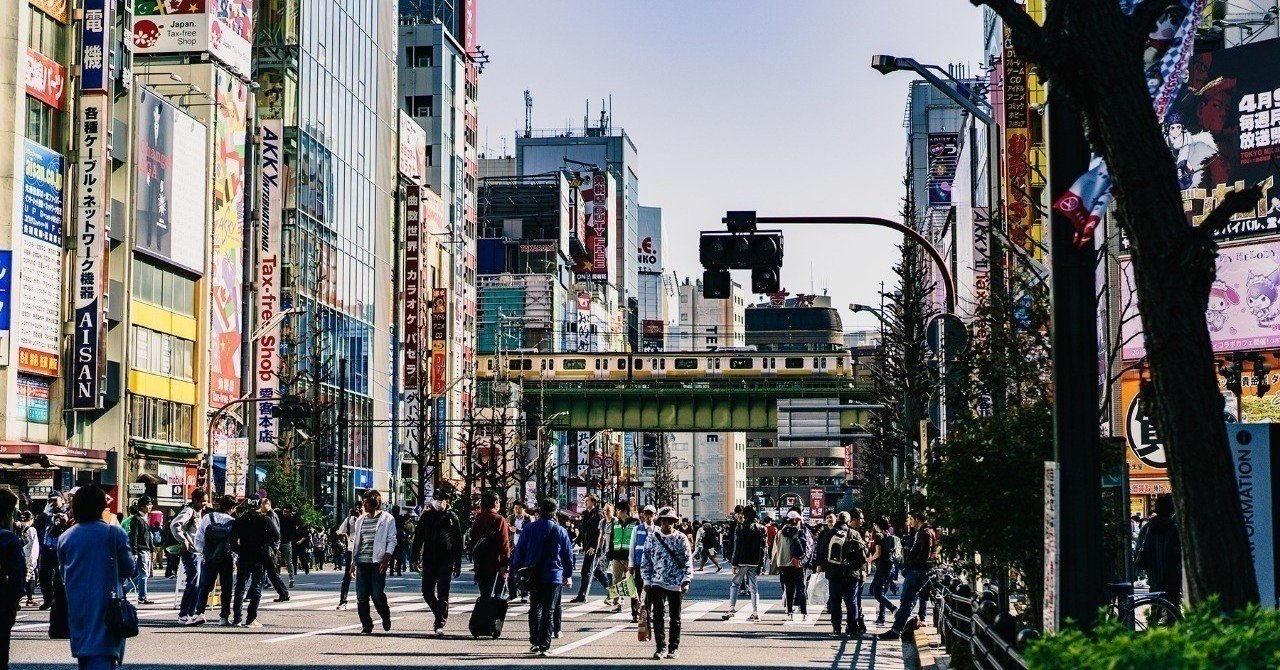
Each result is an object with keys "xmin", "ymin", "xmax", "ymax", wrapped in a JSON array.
[{"xmin": 348, "ymin": 489, "xmax": 397, "ymax": 634}]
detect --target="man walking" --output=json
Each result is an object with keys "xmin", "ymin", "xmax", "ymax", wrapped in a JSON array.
[
  {"xmin": 507, "ymin": 501, "xmax": 532, "ymax": 602},
  {"xmin": 605, "ymin": 500, "xmax": 639, "ymax": 617},
  {"xmin": 334, "ymin": 507, "xmax": 359, "ymax": 609},
  {"xmin": 262, "ymin": 499, "xmax": 290, "ymax": 602},
  {"xmin": 468, "ymin": 491, "xmax": 511, "ymax": 601},
  {"xmin": 694, "ymin": 522, "xmax": 722, "ymax": 572},
  {"xmin": 411, "ymin": 490, "xmax": 463, "ymax": 636},
  {"xmin": 641, "ymin": 507, "xmax": 692, "ymax": 660},
  {"xmin": 818, "ymin": 511, "xmax": 869, "ymax": 636},
  {"xmin": 879, "ymin": 510, "xmax": 938, "ymax": 639},
  {"xmin": 230, "ymin": 496, "xmax": 277, "ymax": 628},
  {"xmin": 191, "ymin": 495, "xmax": 237, "ymax": 626},
  {"xmin": 171, "ymin": 489, "xmax": 207, "ymax": 623},
  {"xmin": 721, "ymin": 506, "xmax": 766, "ymax": 622},
  {"xmin": 277, "ymin": 505, "xmax": 301, "ymax": 587},
  {"xmin": 127, "ymin": 496, "xmax": 156, "ymax": 605},
  {"xmin": 512, "ymin": 498, "xmax": 574, "ymax": 656},
  {"xmin": 569, "ymin": 494, "xmax": 610, "ymax": 603},
  {"xmin": 629, "ymin": 504, "xmax": 656, "ymax": 621}
]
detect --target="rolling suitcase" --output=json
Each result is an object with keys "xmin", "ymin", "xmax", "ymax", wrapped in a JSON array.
[{"xmin": 469, "ymin": 593, "xmax": 508, "ymax": 639}]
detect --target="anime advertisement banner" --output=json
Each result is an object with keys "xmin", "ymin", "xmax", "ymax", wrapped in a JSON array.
[
  {"xmin": 1167, "ymin": 39, "xmax": 1280, "ymax": 240},
  {"xmin": 1121, "ymin": 238, "xmax": 1280, "ymax": 360},
  {"xmin": 135, "ymin": 88, "xmax": 208, "ymax": 272},
  {"xmin": 1002, "ymin": 23, "xmax": 1034, "ymax": 251},
  {"xmin": 927, "ymin": 133, "xmax": 960, "ymax": 206},
  {"xmin": 209, "ymin": 69, "xmax": 247, "ymax": 408},
  {"xmin": 19, "ymin": 141, "xmax": 63, "ymax": 377}
]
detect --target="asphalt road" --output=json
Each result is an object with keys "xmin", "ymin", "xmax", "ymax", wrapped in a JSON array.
[{"xmin": 12, "ymin": 562, "xmax": 917, "ymax": 669}]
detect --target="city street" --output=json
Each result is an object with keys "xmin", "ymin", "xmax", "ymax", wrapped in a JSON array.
[{"xmin": 11, "ymin": 565, "xmax": 919, "ymax": 670}]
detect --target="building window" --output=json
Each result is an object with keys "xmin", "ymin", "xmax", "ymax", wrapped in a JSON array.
[
  {"xmin": 132, "ymin": 258, "xmax": 196, "ymax": 315},
  {"xmin": 131, "ymin": 326, "xmax": 195, "ymax": 381},
  {"xmin": 25, "ymin": 98, "xmax": 59, "ymax": 148},
  {"xmin": 407, "ymin": 45, "xmax": 433, "ymax": 68},
  {"xmin": 705, "ymin": 434, "xmax": 719, "ymax": 442},
  {"xmin": 128, "ymin": 394, "xmax": 194, "ymax": 445},
  {"xmin": 407, "ymin": 95, "xmax": 433, "ymax": 117}
]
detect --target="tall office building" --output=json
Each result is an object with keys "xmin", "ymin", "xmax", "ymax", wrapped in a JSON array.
[{"xmin": 398, "ymin": 0, "xmax": 481, "ymax": 492}]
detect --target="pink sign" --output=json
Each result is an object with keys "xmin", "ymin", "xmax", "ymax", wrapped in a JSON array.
[{"xmin": 1121, "ymin": 239, "xmax": 1280, "ymax": 359}]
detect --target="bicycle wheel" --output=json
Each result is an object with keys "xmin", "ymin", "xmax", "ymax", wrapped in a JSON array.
[{"xmin": 1131, "ymin": 596, "xmax": 1181, "ymax": 631}]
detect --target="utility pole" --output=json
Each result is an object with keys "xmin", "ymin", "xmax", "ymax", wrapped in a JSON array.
[{"xmin": 1046, "ymin": 87, "xmax": 1103, "ymax": 629}]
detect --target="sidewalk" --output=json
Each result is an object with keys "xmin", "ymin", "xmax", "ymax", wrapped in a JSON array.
[{"xmin": 904, "ymin": 620, "xmax": 945, "ymax": 670}]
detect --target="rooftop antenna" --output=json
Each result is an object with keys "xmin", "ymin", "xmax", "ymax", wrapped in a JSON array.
[
  {"xmin": 523, "ymin": 89, "xmax": 533, "ymax": 138},
  {"xmin": 608, "ymin": 94, "xmax": 613, "ymax": 132},
  {"xmin": 599, "ymin": 98, "xmax": 607, "ymax": 132},
  {"xmin": 584, "ymin": 99, "xmax": 589, "ymax": 134}
]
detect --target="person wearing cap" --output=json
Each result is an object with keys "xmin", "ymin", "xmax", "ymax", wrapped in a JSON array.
[
  {"xmin": 641, "ymin": 506, "xmax": 692, "ymax": 660},
  {"xmin": 230, "ymin": 495, "xmax": 278, "ymax": 627},
  {"xmin": 512, "ymin": 497, "xmax": 574, "ymax": 656},
  {"xmin": 628, "ymin": 504, "xmax": 656, "ymax": 619},
  {"xmin": 170, "ymin": 488, "xmax": 207, "ymax": 623},
  {"xmin": 411, "ymin": 488, "xmax": 464, "ymax": 636},
  {"xmin": 772, "ymin": 510, "xmax": 811, "ymax": 620},
  {"xmin": 605, "ymin": 500, "xmax": 639, "ymax": 617}
]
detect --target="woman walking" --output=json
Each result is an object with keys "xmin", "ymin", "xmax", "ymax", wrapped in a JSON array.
[
  {"xmin": 641, "ymin": 507, "xmax": 692, "ymax": 660},
  {"xmin": 348, "ymin": 489, "xmax": 396, "ymax": 634},
  {"xmin": 58, "ymin": 485, "xmax": 135, "ymax": 670}
]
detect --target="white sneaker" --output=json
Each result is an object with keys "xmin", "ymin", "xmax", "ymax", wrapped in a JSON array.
[
  {"xmin": 720, "ymin": 610, "xmax": 735, "ymax": 621},
  {"xmin": 667, "ymin": 651, "xmax": 680, "ymax": 660},
  {"xmin": 652, "ymin": 651, "xmax": 664, "ymax": 660},
  {"xmin": 177, "ymin": 615, "xmax": 190, "ymax": 625},
  {"xmin": 186, "ymin": 615, "xmax": 206, "ymax": 626},
  {"xmin": 747, "ymin": 613, "xmax": 760, "ymax": 622},
  {"xmin": 242, "ymin": 620, "xmax": 262, "ymax": 628}
]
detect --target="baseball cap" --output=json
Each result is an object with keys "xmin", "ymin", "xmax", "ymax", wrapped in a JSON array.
[
  {"xmin": 787, "ymin": 510, "xmax": 802, "ymax": 521},
  {"xmin": 642, "ymin": 505, "xmax": 657, "ymax": 514}
]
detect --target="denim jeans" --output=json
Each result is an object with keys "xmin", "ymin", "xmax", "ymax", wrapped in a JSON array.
[
  {"xmin": 827, "ymin": 573, "xmax": 859, "ymax": 632},
  {"xmin": 355, "ymin": 563, "xmax": 390, "ymax": 630},
  {"xmin": 131, "ymin": 551, "xmax": 152, "ymax": 601},
  {"xmin": 338, "ymin": 551, "xmax": 353, "ymax": 604},
  {"xmin": 869, "ymin": 565, "xmax": 898, "ymax": 620},
  {"xmin": 729, "ymin": 567, "xmax": 759, "ymax": 613},
  {"xmin": 76, "ymin": 656, "xmax": 117, "ymax": 670},
  {"xmin": 197, "ymin": 557, "xmax": 234, "ymax": 619},
  {"xmin": 528, "ymin": 581, "xmax": 561, "ymax": 649},
  {"xmin": 890, "ymin": 568, "xmax": 927, "ymax": 633},
  {"xmin": 178, "ymin": 550, "xmax": 200, "ymax": 617},
  {"xmin": 421, "ymin": 563, "xmax": 453, "ymax": 629},
  {"xmin": 233, "ymin": 558, "xmax": 266, "ymax": 624}
]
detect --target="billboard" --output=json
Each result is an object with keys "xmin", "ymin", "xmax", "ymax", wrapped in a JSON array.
[
  {"xmin": 637, "ymin": 206, "xmax": 662, "ymax": 274},
  {"xmin": 1002, "ymin": 24, "xmax": 1034, "ymax": 251},
  {"xmin": 255, "ymin": 119, "xmax": 284, "ymax": 453},
  {"xmin": 79, "ymin": 0, "xmax": 112, "ymax": 93},
  {"xmin": 71, "ymin": 97, "xmax": 110, "ymax": 408},
  {"xmin": 927, "ymin": 133, "xmax": 960, "ymax": 206},
  {"xmin": 132, "ymin": 0, "xmax": 253, "ymax": 77},
  {"xmin": 135, "ymin": 88, "xmax": 208, "ymax": 272},
  {"xmin": 17, "ymin": 375, "xmax": 52, "ymax": 424},
  {"xmin": 572, "ymin": 170, "xmax": 609, "ymax": 280},
  {"xmin": 20, "ymin": 141, "xmax": 63, "ymax": 377},
  {"xmin": 431, "ymin": 287, "xmax": 448, "ymax": 395},
  {"xmin": 30, "ymin": 0, "xmax": 70, "ymax": 23},
  {"xmin": 403, "ymin": 185, "xmax": 424, "ymax": 391},
  {"xmin": 24, "ymin": 48, "xmax": 66, "ymax": 109},
  {"xmin": 1168, "ymin": 39, "xmax": 1280, "ymax": 240},
  {"xmin": 398, "ymin": 111, "xmax": 427, "ymax": 185},
  {"xmin": 209, "ymin": 69, "xmax": 247, "ymax": 408},
  {"xmin": 0, "ymin": 251, "xmax": 9, "ymax": 366},
  {"xmin": 1121, "ymin": 239, "xmax": 1280, "ymax": 359}
]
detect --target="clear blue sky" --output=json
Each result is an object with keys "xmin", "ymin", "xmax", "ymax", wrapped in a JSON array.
[{"xmin": 477, "ymin": 1, "xmax": 984, "ymax": 331}]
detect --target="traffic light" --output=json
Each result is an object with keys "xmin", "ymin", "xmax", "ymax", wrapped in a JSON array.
[
  {"xmin": 699, "ymin": 230, "xmax": 783, "ymax": 296},
  {"xmin": 1254, "ymin": 358, "xmax": 1272, "ymax": 397},
  {"xmin": 274, "ymin": 396, "xmax": 310, "ymax": 425}
]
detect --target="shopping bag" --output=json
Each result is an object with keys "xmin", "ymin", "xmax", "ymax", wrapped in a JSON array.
[
  {"xmin": 638, "ymin": 602, "xmax": 651, "ymax": 641},
  {"xmin": 807, "ymin": 572, "xmax": 829, "ymax": 606}
]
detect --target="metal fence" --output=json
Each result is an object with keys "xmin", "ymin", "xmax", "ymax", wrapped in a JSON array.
[{"xmin": 931, "ymin": 570, "xmax": 1039, "ymax": 670}]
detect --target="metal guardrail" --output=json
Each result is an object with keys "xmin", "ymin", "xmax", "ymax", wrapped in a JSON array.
[{"xmin": 931, "ymin": 570, "xmax": 1038, "ymax": 670}]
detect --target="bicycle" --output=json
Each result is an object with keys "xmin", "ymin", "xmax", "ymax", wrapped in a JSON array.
[{"xmin": 1105, "ymin": 581, "xmax": 1181, "ymax": 631}]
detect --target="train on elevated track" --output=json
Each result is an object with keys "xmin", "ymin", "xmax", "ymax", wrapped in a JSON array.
[{"xmin": 476, "ymin": 349, "xmax": 854, "ymax": 382}]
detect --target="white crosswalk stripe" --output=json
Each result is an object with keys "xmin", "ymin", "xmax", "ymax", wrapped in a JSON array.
[
  {"xmin": 679, "ymin": 599, "xmax": 726, "ymax": 621},
  {"xmin": 561, "ymin": 599, "xmax": 608, "ymax": 618}
]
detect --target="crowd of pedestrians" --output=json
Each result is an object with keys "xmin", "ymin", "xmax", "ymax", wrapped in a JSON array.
[{"xmin": 0, "ymin": 482, "xmax": 962, "ymax": 666}]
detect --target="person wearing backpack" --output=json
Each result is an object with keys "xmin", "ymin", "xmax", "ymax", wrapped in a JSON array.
[
  {"xmin": 127, "ymin": 496, "xmax": 156, "ymax": 605},
  {"xmin": 468, "ymin": 491, "xmax": 511, "ymax": 638},
  {"xmin": 817, "ymin": 510, "xmax": 869, "ymax": 636},
  {"xmin": 170, "ymin": 489, "xmax": 207, "ymax": 622},
  {"xmin": 191, "ymin": 494, "xmax": 236, "ymax": 625},
  {"xmin": 411, "ymin": 490, "xmax": 464, "ymax": 636},
  {"xmin": 867, "ymin": 516, "xmax": 900, "ymax": 626},
  {"xmin": 511, "ymin": 497, "xmax": 574, "ymax": 656},
  {"xmin": 772, "ymin": 510, "xmax": 810, "ymax": 620}
]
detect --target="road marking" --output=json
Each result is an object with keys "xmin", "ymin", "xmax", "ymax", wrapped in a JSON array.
[
  {"xmin": 732, "ymin": 603, "xmax": 774, "ymax": 621},
  {"xmin": 562, "ymin": 599, "xmax": 607, "ymax": 618},
  {"xmin": 258, "ymin": 593, "xmax": 337, "ymax": 610},
  {"xmin": 549, "ymin": 624, "xmax": 628, "ymax": 655},
  {"xmin": 262, "ymin": 616, "xmax": 406, "ymax": 643},
  {"xmin": 681, "ymin": 599, "xmax": 726, "ymax": 621}
]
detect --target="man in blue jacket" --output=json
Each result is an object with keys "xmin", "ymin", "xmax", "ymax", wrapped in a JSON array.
[{"xmin": 511, "ymin": 497, "xmax": 574, "ymax": 656}]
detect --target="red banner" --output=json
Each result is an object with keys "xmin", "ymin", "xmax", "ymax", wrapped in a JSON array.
[
  {"xmin": 24, "ymin": 48, "xmax": 66, "ymax": 109},
  {"xmin": 430, "ymin": 287, "xmax": 447, "ymax": 395},
  {"xmin": 809, "ymin": 486, "xmax": 825, "ymax": 518}
]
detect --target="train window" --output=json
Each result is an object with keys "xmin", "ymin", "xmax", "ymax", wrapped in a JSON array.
[
  {"xmin": 603, "ymin": 358, "xmax": 609, "ymax": 370},
  {"xmin": 618, "ymin": 358, "xmax": 627, "ymax": 370},
  {"xmin": 836, "ymin": 357, "xmax": 845, "ymax": 366},
  {"xmin": 714, "ymin": 359, "xmax": 721, "ymax": 369},
  {"xmin": 595, "ymin": 359, "xmax": 601, "ymax": 370},
  {"xmin": 635, "ymin": 360, "xmax": 644, "ymax": 370},
  {"xmin": 508, "ymin": 360, "xmax": 521, "ymax": 371},
  {"xmin": 660, "ymin": 359, "xmax": 666, "ymax": 370},
  {"xmin": 540, "ymin": 360, "xmax": 547, "ymax": 370},
  {"xmin": 729, "ymin": 358, "xmax": 753, "ymax": 370},
  {"xmin": 486, "ymin": 359, "xmax": 494, "ymax": 371},
  {"xmin": 813, "ymin": 358, "xmax": 820, "ymax": 368},
  {"xmin": 523, "ymin": 360, "xmax": 533, "ymax": 370},
  {"xmin": 770, "ymin": 358, "xmax": 776, "ymax": 368},
  {"xmin": 785, "ymin": 357, "xmax": 804, "ymax": 369},
  {"xmin": 674, "ymin": 358, "xmax": 698, "ymax": 370},
  {"xmin": 563, "ymin": 359, "xmax": 587, "ymax": 370}
]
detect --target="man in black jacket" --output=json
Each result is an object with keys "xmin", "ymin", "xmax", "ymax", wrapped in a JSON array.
[
  {"xmin": 721, "ymin": 506, "xmax": 766, "ymax": 621},
  {"xmin": 569, "ymin": 494, "xmax": 612, "ymax": 602},
  {"xmin": 127, "ymin": 496, "xmax": 155, "ymax": 604},
  {"xmin": 879, "ymin": 510, "xmax": 938, "ymax": 639},
  {"xmin": 231, "ymin": 497, "xmax": 280, "ymax": 627},
  {"xmin": 818, "ymin": 510, "xmax": 869, "ymax": 636},
  {"xmin": 411, "ymin": 491, "xmax": 463, "ymax": 635},
  {"xmin": 278, "ymin": 505, "xmax": 302, "ymax": 586}
]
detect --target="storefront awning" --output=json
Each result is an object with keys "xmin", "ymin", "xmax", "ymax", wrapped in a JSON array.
[
  {"xmin": 135, "ymin": 472, "xmax": 165, "ymax": 485},
  {"xmin": 46, "ymin": 455, "xmax": 108, "ymax": 471},
  {"xmin": 131, "ymin": 440, "xmax": 202, "ymax": 460}
]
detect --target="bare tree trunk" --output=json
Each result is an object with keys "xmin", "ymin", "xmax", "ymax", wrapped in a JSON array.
[{"xmin": 977, "ymin": 0, "xmax": 1259, "ymax": 610}]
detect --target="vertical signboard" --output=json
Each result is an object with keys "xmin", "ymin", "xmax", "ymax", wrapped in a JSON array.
[
  {"xmin": 1043, "ymin": 461, "xmax": 1059, "ymax": 632},
  {"xmin": 398, "ymin": 111, "xmax": 427, "ymax": 186},
  {"xmin": 135, "ymin": 88, "xmax": 208, "ymax": 271},
  {"xmin": 575, "ymin": 291, "xmax": 592, "ymax": 352},
  {"xmin": 71, "ymin": 96, "xmax": 110, "ymax": 409},
  {"xmin": 431, "ymin": 287, "xmax": 447, "ymax": 395},
  {"xmin": 79, "ymin": 0, "xmax": 112, "ymax": 94},
  {"xmin": 1228, "ymin": 425, "xmax": 1278, "ymax": 609},
  {"xmin": 1002, "ymin": 25, "xmax": 1034, "ymax": 251},
  {"xmin": 403, "ymin": 185, "xmax": 423, "ymax": 392},
  {"xmin": 0, "ymin": 251, "xmax": 10, "ymax": 366},
  {"xmin": 808, "ymin": 486, "xmax": 825, "ymax": 518},
  {"xmin": 20, "ymin": 141, "xmax": 63, "ymax": 377},
  {"xmin": 572, "ymin": 171, "xmax": 609, "ymax": 279},
  {"xmin": 210, "ymin": 70, "xmax": 247, "ymax": 408},
  {"xmin": 927, "ymin": 133, "xmax": 960, "ymax": 206},
  {"xmin": 256, "ymin": 119, "xmax": 284, "ymax": 452}
]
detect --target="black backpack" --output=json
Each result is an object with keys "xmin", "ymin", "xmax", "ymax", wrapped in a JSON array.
[{"xmin": 204, "ymin": 518, "xmax": 234, "ymax": 562}]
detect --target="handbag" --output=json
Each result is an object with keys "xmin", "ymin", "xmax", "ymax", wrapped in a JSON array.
[
  {"xmin": 637, "ymin": 601, "xmax": 651, "ymax": 641},
  {"xmin": 106, "ymin": 530, "xmax": 140, "ymax": 639}
]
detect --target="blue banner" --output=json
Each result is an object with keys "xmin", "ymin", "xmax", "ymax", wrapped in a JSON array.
[
  {"xmin": 0, "ymin": 251, "xmax": 10, "ymax": 333},
  {"xmin": 434, "ymin": 397, "xmax": 447, "ymax": 454},
  {"xmin": 79, "ymin": 0, "xmax": 112, "ymax": 94},
  {"xmin": 22, "ymin": 140, "xmax": 63, "ymax": 245}
]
